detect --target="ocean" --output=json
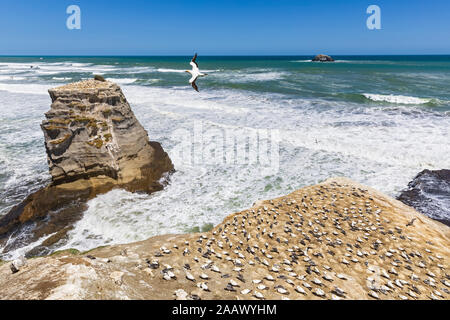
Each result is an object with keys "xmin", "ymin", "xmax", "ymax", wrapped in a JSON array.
[{"xmin": 0, "ymin": 55, "xmax": 449, "ymax": 259}]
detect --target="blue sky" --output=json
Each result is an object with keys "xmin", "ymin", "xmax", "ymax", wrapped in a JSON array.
[{"xmin": 0, "ymin": 0, "xmax": 449, "ymax": 55}]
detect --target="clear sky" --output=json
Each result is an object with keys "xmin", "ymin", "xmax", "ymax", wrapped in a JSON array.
[{"xmin": 0, "ymin": 0, "xmax": 449, "ymax": 55}]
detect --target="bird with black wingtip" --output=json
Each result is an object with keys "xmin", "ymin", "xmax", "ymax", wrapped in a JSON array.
[{"xmin": 186, "ymin": 53, "xmax": 207, "ymax": 92}]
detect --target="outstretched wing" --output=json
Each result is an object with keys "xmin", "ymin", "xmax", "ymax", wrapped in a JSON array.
[
  {"xmin": 191, "ymin": 80, "xmax": 199, "ymax": 92},
  {"xmin": 189, "ymin": 74, "xmax": 198, "ymax": 84},
  {"xmin": 190, "ymin": 53, "xmax": 199, "ymax": 70},
  {"xmin": 191, "ymin": 53, "xmax": 198, "ymax": 66}
]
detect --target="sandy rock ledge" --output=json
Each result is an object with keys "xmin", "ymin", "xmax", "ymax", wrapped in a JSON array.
[{"xmin": 1, "ymin": 177, "xmax": 448, "ymax": 300}]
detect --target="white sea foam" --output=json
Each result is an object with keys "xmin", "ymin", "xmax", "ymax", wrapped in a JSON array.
[
  {"xmin": 70, "ymin": 62, "xmax": 93, "ymax": 67},
  {"xmin": 108, "ymin": 78, "xmax": 137, "ymax": 84},
  {"xmin": 156, "ymin": 68, "xmax": 187, "ymax": 73},
  {"xmin": 140, "ymin": 79, "xmax": 161, "ymax": 84},
  {"xmin": 0, "ymin": 62, "xmax": 118, "ymax": 78},
  {"xmin": 52, "ymin": 77, "xmax": 72, "ymax": 81},
  {"xmin": 0, "ymin": 90, "xmax": 51, "ymax": 220},
  {"xmin": 211, "ymin": 70, "xmax": 286, "ymax": 83},
  {"xmin": 122, "ymin": 85, "xmax": 251, "ymax": 114},
  {"xmin": 1, "ymin": 230, "xmax": 56, "ymax": 261},
  {"xmin": 363, "ymin": 93, "xmax": 433, "ymax": 104},
  {"xmin": 35, "ymin": 65, "xmax": 117, "ymax": 75},
  {"xmin": 0, "ymin": 83, "xmax": 54, "ymax": 95},
  {"xmin": 0, "ymin": 75, "xmax": 27, "ymax": 81},
  {"xmin": 115, "ymin": 66, "xmax": 156, "ymax": 74}
]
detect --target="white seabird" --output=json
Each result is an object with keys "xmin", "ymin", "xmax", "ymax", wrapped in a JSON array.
[{"xmin": 186, "ymin": 53, "xmax": 207, "ymax": 92}]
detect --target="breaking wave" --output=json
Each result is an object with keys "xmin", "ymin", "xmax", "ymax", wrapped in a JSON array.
[{"xmin": 363, "ymin": 93, "xmax": 436, "ymax": 105}]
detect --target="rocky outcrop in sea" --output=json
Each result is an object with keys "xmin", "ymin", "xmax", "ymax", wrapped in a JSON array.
[
  {"xmin": 312, "ymin": 54, "xmax": 335, "ymax": 62},
  {"xmin": 1, "ymin": 178, "xmax": 448, "ymax": 300},
  {"xmin": 0, "ymin": 79, "xmax": 174, "ymax": 256},
  {"xmin": 398, "ymin": 169, "xmax": 450, "ymax": 226}
]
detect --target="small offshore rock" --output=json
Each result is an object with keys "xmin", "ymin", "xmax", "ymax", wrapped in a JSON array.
[{"xmin": 312, "ymin": 54, "xmax": 335, "ymax": 62}]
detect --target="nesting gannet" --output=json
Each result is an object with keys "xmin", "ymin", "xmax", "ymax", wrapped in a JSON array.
[{"xmin": 186, "ymin": 53, "xmax": 207, "ymax": 92}]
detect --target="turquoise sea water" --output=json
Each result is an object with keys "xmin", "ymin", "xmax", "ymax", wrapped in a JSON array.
[
  {"xmin": 0, "ymin": 55, "xmax": 449, "ymax": 258},
  {"xmin": 1, "ymin": 55, "xmax": 450, "ymax": 109}
]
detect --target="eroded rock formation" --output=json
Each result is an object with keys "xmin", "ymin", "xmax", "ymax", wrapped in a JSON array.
[
  {"xmin": 398, "ymin": 169, "xmax": 450, "ymax": 226},
  {"xmin": 312, "ymin": 54, "xmax": 335, "ymax": 62},
  {"xmin": 1, "ymin": 178, "xmax": 448, "ymax": 300},
  {"xmin": 43, "ymin": 80, "xmax": 173, "ymax": 192},
  {"xmin": 0, "ymin": 80, "xmax": 173, "ymax": 255}
]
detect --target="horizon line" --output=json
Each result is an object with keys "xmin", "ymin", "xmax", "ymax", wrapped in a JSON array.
[{"xmin": 0, "ymin": 54, "xmax": 450, "ymax": 57}]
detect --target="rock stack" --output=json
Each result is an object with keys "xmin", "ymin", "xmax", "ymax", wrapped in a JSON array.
[
  {"xmin": 0, "ymin": 79, "xmax": 174, "ymax": 254},
  {"xmin": 312, "ymin": 54, "xmax": 335, "ymax": 62},
  {"xmin": 43, "ymin": 79, "xmax": 173, "ymax": 193}
]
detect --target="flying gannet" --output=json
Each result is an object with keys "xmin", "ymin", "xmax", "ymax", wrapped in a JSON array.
[{"xmin": 186, "ymin": 53, "xmax": 207, "ymax": 92}]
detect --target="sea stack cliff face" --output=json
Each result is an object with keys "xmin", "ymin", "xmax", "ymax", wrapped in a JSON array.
[
  {"xmin": 0, "ymin": 80, "xmax": 173, "ymax": 252},
  {"xmin": 43, "ymin": 79, "xmax": 173, "ymax": 193}
]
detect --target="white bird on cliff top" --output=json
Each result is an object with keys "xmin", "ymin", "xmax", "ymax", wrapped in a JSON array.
[{"xmin": 186, "ymin": 53, "xmax": 207, "ymax": 92}]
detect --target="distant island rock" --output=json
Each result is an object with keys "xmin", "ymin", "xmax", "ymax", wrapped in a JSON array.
[
  {"xmin": 397, "ymin": 169, "xmax": 450, "ymax": 226},
  {"xmin": 0, "ymin": 79, "xmax": 174, "ymax": 256},
  {"xmin": 312, "ymin": 54, "xmax": 335, "ymax": 62}
]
